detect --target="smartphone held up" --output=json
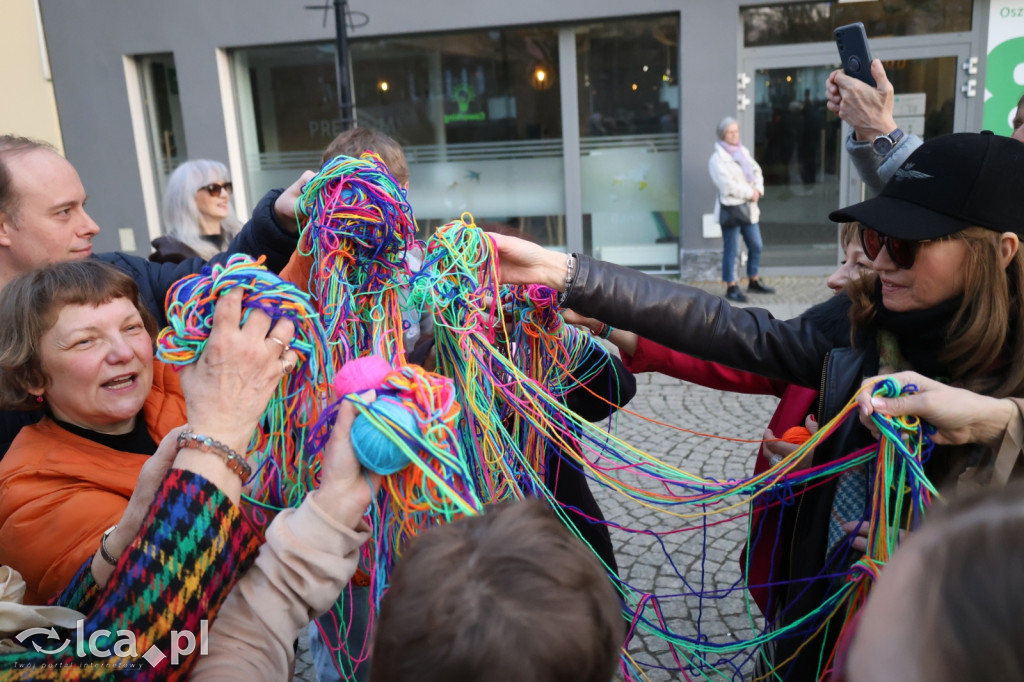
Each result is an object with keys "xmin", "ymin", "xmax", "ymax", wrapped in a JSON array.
[{"xmin": 834, "ymin": 22, "xmax": 876, "ymax": 87}]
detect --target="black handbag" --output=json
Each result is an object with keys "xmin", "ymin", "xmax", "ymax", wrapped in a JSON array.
[{"xmin": 718, "ymin": 200, "xmax": 751, "ymax": 228}]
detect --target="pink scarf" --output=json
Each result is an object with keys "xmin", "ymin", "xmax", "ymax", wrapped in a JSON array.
[{"xmin": 718, "ymin": 140, "xmax": 755, "ymax": 183}]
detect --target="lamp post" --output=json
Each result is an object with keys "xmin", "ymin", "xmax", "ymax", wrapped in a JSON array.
[
  {"xmin": 333, "ymin": 0, "xmax": 354, "ymax": 128},
  {"xmin": 306, "ymin": 0, "xmax": 361, "ymax": 129}
]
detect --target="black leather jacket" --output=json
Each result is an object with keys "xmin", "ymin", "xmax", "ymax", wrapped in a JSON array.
[{"xmin": 563, "ymin": 255, "xmax": 876, "ymax": 679}]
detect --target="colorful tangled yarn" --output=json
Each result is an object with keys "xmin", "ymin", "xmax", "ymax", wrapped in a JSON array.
[
  {"xmin": 296, "ymin": 152, "xmax": 417, "ymax": 364},
  {"xmin": 157, "ymin": 254, "xmax": 334, "ymax": 510}
]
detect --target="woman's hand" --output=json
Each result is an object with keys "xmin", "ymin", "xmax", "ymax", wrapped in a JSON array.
[
  {"xmin": 562, "ymin": 309, "xmax": 639, "ymax": 357},
  {"xmin": 856, "ymin": 371, "xmax": 1016, "ymax": 449},
  {"xmin": 312, "ymin": 399, "xmax": 381, "ymax": 527},
  {"xmin": 490, "ymin": 233, "xmax": 568, "ymax": 289},
  {"xmin": 91, "ymin": 426, "xmax": 185, "ymax": 586},
  {"xmin": 762, "ymin": 414, "xmax": 817, "ymax": 472},
  {"xmin": 179, "ymin": 289, "xmax": 298, "ymax": 454}
]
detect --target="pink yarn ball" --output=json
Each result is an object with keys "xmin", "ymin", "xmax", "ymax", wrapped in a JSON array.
[{"xmin": 333, "ymin": 355, "xmax": 393, "ymax": 395}]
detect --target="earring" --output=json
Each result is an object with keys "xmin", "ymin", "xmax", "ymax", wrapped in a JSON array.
[{"xmin": 35, "ymin": 395, "xmax": 43, "ymax": 404}]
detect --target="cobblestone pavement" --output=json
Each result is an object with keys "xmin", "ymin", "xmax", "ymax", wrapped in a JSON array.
[{"xmin": 294, "ymin": 274, "xmax": 832, "ymax": 682}]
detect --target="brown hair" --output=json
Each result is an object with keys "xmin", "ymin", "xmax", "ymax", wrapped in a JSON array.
[
  {"xmin": 321, "ymin": 127, "xmax": 410, "ymax": 186},
  {"xmin": 0, "ymin": 260, "xmax": 157, "ymax": 410},
  {"xmin": 848, "ymin": 227, "xmax": 1024, "ymax": 397},
  {"xmin": 370, "ymin": 499, "xmax": 624, "ymax": 682},
  {"xmin": 0, "ymin": 135, "xmax": 56, "ymax": 220},
  {"xmin": 838, "ymin": 222, "xmax": 857, "ymax": 251},
  {"xmin": 905, "ymin": 481, "xmax": 1024, "ymax": 681}
]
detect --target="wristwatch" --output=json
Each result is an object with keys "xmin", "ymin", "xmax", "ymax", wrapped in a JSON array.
[{"xmin": 872, "ymin": 127, "xmax": 905, "ymax": 155}]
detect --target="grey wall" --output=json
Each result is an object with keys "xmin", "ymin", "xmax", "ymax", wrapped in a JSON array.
[{"xmin": 38, "ymin": 0, "xmax": 741, "ymax": 257}]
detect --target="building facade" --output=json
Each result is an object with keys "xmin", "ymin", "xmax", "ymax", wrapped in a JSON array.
[
  {"xmin": 2, "ymin": 0, "xmax": 63, "ymax": 153},
  {"xmin": 35, "ymin": 0, "xmax": 1016, "ymax": 276}
]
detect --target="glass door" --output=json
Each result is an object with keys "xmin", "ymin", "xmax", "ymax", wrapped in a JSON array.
[{"xmin": 740, "ymin": 46, "xmax": 969, "ymax": 270}]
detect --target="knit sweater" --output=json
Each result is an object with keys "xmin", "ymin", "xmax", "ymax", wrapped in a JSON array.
[{"xmin": 0, "ymin": 469, "xmax": 260, "ymax": 680}]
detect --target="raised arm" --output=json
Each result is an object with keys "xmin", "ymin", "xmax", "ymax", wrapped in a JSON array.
[{"xmin": 491, "ymin": 234, "xmax": 835, "ymax": 389}]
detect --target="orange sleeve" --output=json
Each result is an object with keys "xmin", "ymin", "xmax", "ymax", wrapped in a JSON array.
[
  {"xmin": 279, "ymin": 250, "xmax": 314, "ymax": 292},
  {"xmin": 0, "ymin": 483, "xmax": 126, "ymax": 604}
]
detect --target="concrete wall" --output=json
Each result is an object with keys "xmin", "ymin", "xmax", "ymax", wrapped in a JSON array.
[
  {"xmin": 38, "ymin": 0, "xmax": 737, "ymax": 258},
  {"xmin": 1, "ymin": 0, "xmax": 63, "ymax": 152}
]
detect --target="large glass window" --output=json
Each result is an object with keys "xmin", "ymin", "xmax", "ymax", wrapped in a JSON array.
[
  {"xmin": 576, "ymin": 16, "xmax": 680, "ymax": 270},
  {"xmin": 350, "ymin": 28, "xmax": 564, "ymax": 245},
  {"xmin": 138, "ymin": 54, "xmax": 186, "ymax": 201},
  {"xmin": 742, "ymin": 0, "xmax": 973, "ymax": 48},
  {"xmin": 232, "ymin": 28, "xmax": 565, "ymax": 247}
]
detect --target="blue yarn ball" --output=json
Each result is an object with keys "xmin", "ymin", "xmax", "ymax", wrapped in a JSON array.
[{"xmin": 351, "ymin": 399, "xmax": 419, "ymax": 475}]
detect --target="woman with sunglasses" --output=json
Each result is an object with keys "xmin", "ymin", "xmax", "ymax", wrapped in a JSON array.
[
  {"xmin": 490, "ymin": 131, "xmax": 1024, "ymax": 680},
  {"xmin": 152, "ymin": 159, "xmax": 242, "ymax": 264}
]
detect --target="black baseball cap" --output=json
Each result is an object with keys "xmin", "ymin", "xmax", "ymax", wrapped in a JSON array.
[{"xmin": 829, "ymin": 132, "xmax": 1024, "ymax": 239}]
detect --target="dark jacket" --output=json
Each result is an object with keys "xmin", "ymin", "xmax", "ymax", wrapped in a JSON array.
[
  {"xmin": 99, "ymin": 188, "xmax": 293, "ymax": 328},
  {"xmin": 0, "ymin": 188, "xmax": 294, "ymax": 459},
  {"xmin": 148, "ymin": 236, "xmax": 201, "ymax": 264},
  {"xmin": 563, "ymin": 255, "xmax": 881, "ymax": 680}
]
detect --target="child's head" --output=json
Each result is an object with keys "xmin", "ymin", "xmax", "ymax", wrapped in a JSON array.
[
  {"xmin": 370, "ymin": 499, "xmax": 624, "ymax": 682},
  {"xmin": 844, "ymin": 481, "xmax": 1024, "ymax": 681},
  {"xmin": 321, "ymin": 126, "xmax": 410, "ymax": 186}
]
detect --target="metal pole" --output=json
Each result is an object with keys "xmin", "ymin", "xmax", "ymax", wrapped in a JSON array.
[{"xmin": 334, "ymin": 0, "xmax": 354, "ymax": 128}]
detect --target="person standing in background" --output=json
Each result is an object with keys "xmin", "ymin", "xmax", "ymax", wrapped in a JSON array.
[
  {"xmin": 152, "ymin": 159, "xmax": 242, "ymax": 263},
  {"xmin": 709, "ymin": 117, "xmax": 774, "ymax": 302}
]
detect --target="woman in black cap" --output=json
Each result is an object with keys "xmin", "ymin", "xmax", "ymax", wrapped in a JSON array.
[{"xmin": 489, "ymin": 131, "xmax": 1024, "ymax": 681}]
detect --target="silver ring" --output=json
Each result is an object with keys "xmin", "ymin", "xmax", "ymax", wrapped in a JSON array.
[
  {"xmin": 769, "ymin": 454, "xmax": 784, "ymax": 467},
  {"xmin": 268, "ymin": 336, "xmax": 290, "ymax": 354}
]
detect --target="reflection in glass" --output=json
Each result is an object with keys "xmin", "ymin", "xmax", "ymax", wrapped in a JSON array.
[
  {"xmin": 231, "ymin": 30, "xmax": 566, "ymax": 248},
  {"xmin": 752, "ymin": 65, "xmax": 842, "ymax": 267},
  {"xmin": 576, "ymin": 16, "xmax": 681, "ymax": 271},
  {"xmin": 138, "ymin": 54, "xmax": 186, "ymax": 202},
  {"xmin": 752, "ymin": 57, "xmax": 959, "ymax": 267},
  {"xmin": 743, "ymin": 0, "xmax": 972, "ymax": 48}
]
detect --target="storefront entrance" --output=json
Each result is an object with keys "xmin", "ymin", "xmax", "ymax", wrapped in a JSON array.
[{"xmin": 738, "ymin": 1, "xmax": 981, "ymax": 273}]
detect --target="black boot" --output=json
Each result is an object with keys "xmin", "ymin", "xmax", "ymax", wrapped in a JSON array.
[
  {"xmin": 726, "ymin": 284, "xmax": 748, "ymax": 302},
  {"xmin": 747, "ymin": 278, "xmax": 775, "ymax": 294}
]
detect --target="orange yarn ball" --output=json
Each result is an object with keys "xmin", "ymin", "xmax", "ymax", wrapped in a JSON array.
[{"xmin": 781, "ymin": 426, "xmax": 813, "ymax": 445}]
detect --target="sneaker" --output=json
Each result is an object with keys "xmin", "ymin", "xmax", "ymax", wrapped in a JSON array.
[
  {"xmin": 747, "ymin": 279, "xmax": 775, "ymax": 295},
  {"xmin": 725, "ymin": 284, "xmax": 748, "ymax": 303}
]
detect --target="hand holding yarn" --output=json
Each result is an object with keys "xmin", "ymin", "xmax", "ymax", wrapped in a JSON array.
[
  {"xmin": 335, "ymin": 355, "xmax": 420, "ymax": 475},
  {"xmin": 314, "ymin": 398, "xmax": 382, "ymax": 529}
]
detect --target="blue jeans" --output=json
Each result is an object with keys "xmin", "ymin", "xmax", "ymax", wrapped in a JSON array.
[{"xmin": 722, "ymin": 222, "xmax": 763, "ymax": 283}]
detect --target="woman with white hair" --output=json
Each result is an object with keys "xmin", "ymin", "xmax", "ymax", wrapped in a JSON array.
[
  {"xmin": 709, "ymin": 116, "xmax": 773, "ymax": 302},
  {"xmin": 152, "ymin": 159, "xmax": 242, "ymax": 263}
]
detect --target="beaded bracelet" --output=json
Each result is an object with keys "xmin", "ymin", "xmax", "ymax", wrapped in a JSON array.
[{"xmin": 176, "ymin": 429, "xmax": 252, "ymax": 483}]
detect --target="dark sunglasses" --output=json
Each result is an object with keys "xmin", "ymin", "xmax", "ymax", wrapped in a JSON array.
[
  {"xmin": 858, "ymin": 226, "xmax": 944, "ymax": 270},
  {"xmin": 198, "ymin": 181, "xmax": 233, "ymax": 196}
]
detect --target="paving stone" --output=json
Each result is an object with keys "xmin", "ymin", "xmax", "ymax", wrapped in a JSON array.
[{"xmin": 292, "ymin": 276, "xmax": 831, "ymax": 682}]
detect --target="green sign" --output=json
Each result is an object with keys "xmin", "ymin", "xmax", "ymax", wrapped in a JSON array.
[
  {"xmin": 445, "ymin": 82, "xmax": 487, "ymax": 124},
  {"xmin": 984, "ymin": 1, "xmax": 1024, "ymax": 135}
]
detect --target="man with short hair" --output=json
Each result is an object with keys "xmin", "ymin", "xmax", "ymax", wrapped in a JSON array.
[
  {"xmin": 0, "ymin": 134, "xmax": 312, "ymax": 452},
  {"xmin": 0, "ymin": 135, "xmax": 310, "ymax": 318}
]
